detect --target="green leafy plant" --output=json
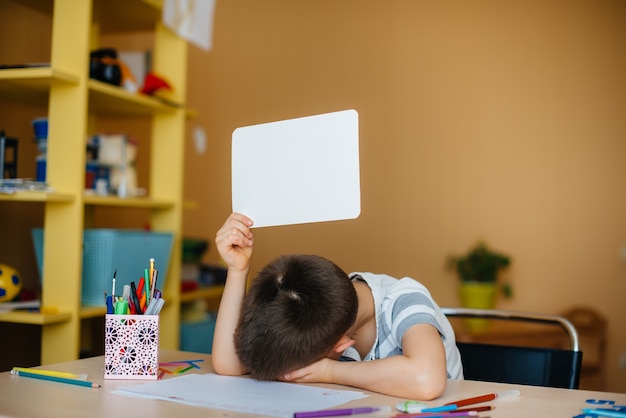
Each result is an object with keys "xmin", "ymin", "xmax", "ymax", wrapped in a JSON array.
[{"xmin": 448, "ymin": 242, "xmax": 513, "ymax": 298}]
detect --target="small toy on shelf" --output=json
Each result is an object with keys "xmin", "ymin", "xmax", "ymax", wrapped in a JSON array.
[{"xmin": 0, "ymin": 263, "xmax": 22, "ymax": 302}]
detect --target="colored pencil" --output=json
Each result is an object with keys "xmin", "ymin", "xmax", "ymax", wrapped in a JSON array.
[
  {"xmin": 294, "ymin": 406, "xmax": 391, "ymax": 418},
  {"xmin": 14, "ymin": 370, "xmax": 100, "ymax": 388},
  {"xmin": 394, "ymin": 405, "xmax": 494, "ymax": 417},
  {"xmin": 444, "ymin": 389, "xmax": 520, "ymax": 408}
]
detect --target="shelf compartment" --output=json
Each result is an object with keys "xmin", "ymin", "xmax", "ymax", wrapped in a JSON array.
[
  {"xmin": 88, "ymin": 79, "xmax": 181, "ymax": 116},
  {"xmin": 93, "ymin": 0, "xmax": 162, "ymax": 33},
  {"xmin": 14, "ymin": 0, "xmax": 162, "ymax": 33}
]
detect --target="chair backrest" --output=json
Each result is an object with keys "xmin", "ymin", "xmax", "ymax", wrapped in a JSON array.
[{"xmin": 442, "ymin": 307, "xmax": 583, "ymax": 389}]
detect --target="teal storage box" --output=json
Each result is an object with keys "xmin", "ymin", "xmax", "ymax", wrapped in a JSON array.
[
  {"xmin": 32, "ymin": 229, "xmax": 174, "ymax": 306},
  {"xmin": 180, "ymin": 314, "xmax": 216, "ymax": 354}
]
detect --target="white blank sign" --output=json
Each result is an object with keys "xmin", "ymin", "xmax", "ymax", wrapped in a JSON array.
[{"xmin": 232, "ymin": 109, "xmax": 360, "ymax": 228}]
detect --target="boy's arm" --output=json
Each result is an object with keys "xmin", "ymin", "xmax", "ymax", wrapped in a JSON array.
[
  {"xmin": 211, "ymin": 213, "xmax": 254, "ymax": 376},
  {"xmin": 282, "ymin": 323, "xmax": 448, "ymax": 400}
]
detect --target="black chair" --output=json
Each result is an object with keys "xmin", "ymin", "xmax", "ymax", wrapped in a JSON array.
[{"xmin": 442, "ymin": 307, "xmax": 583, "ymax": 389}]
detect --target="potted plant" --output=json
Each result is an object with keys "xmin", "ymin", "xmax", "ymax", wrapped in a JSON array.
[{"xmin": 448, "ymin": 242, "xmax": 512, "ymax": 310}]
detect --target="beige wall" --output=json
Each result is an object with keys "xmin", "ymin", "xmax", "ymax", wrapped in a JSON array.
[{"xmin": 183, "ymin": 0, "xmax": 626, "ymax": 391}]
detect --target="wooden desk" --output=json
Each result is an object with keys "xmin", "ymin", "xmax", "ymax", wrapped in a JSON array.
[{"xmin": 1, "ymin": 350, "xmax": 625, "ymax": 417}]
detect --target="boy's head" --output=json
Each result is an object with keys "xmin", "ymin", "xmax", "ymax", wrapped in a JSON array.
[{"xmin": 234, "ymin": 254, "xmax": 358, "ymax": 380}]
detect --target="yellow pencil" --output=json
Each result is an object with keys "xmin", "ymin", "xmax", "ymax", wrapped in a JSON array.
[
  {"xmin": 149, "ymin": 258, "xmax": 155, "ymax": 288},
  {"xmin": 11, "ymin": 367, "xmax": 87, "ymax": 381}
]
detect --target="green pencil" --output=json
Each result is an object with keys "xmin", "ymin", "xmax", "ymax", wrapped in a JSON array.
[{"xmin": 15, "ymin": 370, "xmax": 101, "ymax": 388}]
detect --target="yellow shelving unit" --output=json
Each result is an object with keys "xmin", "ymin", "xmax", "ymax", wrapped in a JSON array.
[
  {"xmin": 0, "ymin": 0, "xmax": 187, "ymax": 364},
  {"xmin": 180, "ymin": 285, "xmax": 225, "ymax": 304}
]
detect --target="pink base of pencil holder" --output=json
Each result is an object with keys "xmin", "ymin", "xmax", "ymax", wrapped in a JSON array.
[{"xmin": 104, "ymin": 314, "xmax": 159, "ymax": 380}]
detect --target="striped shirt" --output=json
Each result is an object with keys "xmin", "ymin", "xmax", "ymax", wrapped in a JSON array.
[{"xmin": 341, "ymin": 272, "xmax": 464, "ymax": 379}]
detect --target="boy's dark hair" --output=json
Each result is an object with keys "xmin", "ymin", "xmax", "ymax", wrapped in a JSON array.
[{"xmin": 234, "ymin": 254, "xmax": 358, "ymax": 380}]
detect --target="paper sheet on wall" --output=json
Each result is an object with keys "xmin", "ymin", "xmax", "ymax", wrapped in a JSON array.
[
  {"xmin": 163, "ymin": 0, "xmax": 216, "ymax": 51},
  {"xmin": 232, "ymin": 109, "xmax": 361, "ymax": 228},
  {"xmin": 115, "ymin": 373, "xmax": 368, "ymax": 417}
]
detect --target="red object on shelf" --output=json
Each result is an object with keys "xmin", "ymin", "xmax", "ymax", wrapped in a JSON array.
[
  {"xmin": 140, "ymin": 72, "xmax": 171, "ymax": 95},
  {"xmin": 181, "ymin": 280, "xmax": 200, "ymax": 293}
]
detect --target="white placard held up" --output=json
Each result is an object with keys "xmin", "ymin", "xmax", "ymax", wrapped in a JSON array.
[{"xmin": 232, "ymin": 109, "xmax": 360, "ymax": 228}]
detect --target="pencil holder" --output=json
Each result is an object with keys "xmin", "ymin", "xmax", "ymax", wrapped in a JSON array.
[{"xmin": 104, "ymin": 314, "xmax": 159, "ymax": 380}]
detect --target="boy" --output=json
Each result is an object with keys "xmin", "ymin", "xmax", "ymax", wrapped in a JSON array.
[{"xmin": 212, "ymin": 213, "xmax": 463, "ymax": 400}]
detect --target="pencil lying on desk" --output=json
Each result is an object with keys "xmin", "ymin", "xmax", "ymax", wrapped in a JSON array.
[
  {"xmin": 13, "ymin": 369, "xmax": 101, "ymax": 388},
  {"xmin": 393, "ymin": 405, "xmax": 494, "ymax": 417},
  {"xmin": 11, "ymin": 367, "xmax": 87, "ymax": 380},
  {"xmin": 444, "ymin": 390, "xmax": 520, "ymax": 408}
]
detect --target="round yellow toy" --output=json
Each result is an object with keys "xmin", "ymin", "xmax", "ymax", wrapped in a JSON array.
[{"xmin": 0, "ymin": 264, "xmax": 22, "ymax": 302}]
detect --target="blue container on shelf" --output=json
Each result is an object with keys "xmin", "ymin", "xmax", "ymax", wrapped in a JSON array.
[
  {"xmin": 32, "ymin": 117, "xmax": 48, "ymax": 139},
  {"xmin": 32, "ymin": 229, "xmax": 174, "ymax": 306},
  {"xmin": 180, "ymin": 314, "xmax": 216, "ymax": 354},
  {"xmin": 32, "ymin": 118, "xmax": 48, "ymax": 182}
]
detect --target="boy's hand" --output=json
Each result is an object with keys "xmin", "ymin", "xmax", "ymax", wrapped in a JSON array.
[
  {"xmin": 281, "ymin": 358, "xmax": 334, "ymax": 384},
  {"xmin": 215, "ymin": 213, "xmax": 254, "ymax": 273}
]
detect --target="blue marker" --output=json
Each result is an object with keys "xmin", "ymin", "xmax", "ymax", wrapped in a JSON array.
[
  {"xmin": 396, "ymin": 401, "xmax": 457, "ymax": 414},
  {"xmin": 105, "ymin": 294, "xmax": 114, "ymax": 314},
  {"xmin": 582, "ymin": 408, "xmax": 626, "ymax": 418},
  {"xmin": 420, "ymin": 405, "xmax": 458, "ymax": 413}
]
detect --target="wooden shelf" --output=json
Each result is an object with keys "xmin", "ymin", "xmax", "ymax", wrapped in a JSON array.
[
  {"xmin": 0, "ymin": 67, "xmax": 183, "ymax": 115},
  {"xmin": 0, "ymin": 192, "xmax": 177, "ymax": 208},
  {"xmin": 0, "ymin": 305, "xmax": 172, "ymax": 323},
  {"xmin": 0, "ymin": 67, "xmax": 78, "ymax": 86},
  {"xmin": 88, "ymin": 79, "xmax": 180, "ymax": 116},
  {"xmin": 0, "ymin": 0, "xmax": 188, "ymax": 365},
  {"xmin": 0, "ymin": 67, "xmax": 78, "ymax": 106},
  {"xmin": 0, "ymin": 311, "xmax": 72, "ymax": 325},
  {"xmin": 0, "ymin": 191, "xmax": 74, "ymax": 203},
  {"xmin": 183, "ymin": 200, "xmax": 199, "ymax": 210},
  {"xmin": 83, "ymin": 194, "xmax": 175, "ymax": 209},
  {"xmin": 80, "ymin": 306, "xmax": 107, "ymax": 319},
  {"xmin": 180, "ymin": 286, "xmax": 225, "ymax": 303}
]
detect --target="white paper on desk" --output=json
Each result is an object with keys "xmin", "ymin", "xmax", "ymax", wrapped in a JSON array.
[
  {"xmin": 232, "ymin": 109, "xmax": 361, "ymax": 228},
  {"xmin": 115, "ymin": 373, "xmax": 367, "ymax": 417}
]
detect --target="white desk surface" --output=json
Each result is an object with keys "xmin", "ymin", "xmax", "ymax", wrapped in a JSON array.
[{"xmin": 1, "ymin": 349, "xmax": 625, "ymax": 418}]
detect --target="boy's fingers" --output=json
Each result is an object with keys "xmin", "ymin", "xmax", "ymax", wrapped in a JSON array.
[
  {"xmin": 231, "ymin": 212, "xmax": 253, "ymax": 226},
  {"xmin": 218, "ymin": 214, "xmax": 253, "ymax": 239},
  {"xmin": 216, "ymin": 231, "xmax": 252, "ymax": 251},
  {"xmin": 216, "ymin": 217, "xmax": 252, "ymax": 241}
]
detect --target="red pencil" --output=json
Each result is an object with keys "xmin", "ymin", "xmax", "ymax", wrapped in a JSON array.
[
  {"xmin": 444, "ymin": 390, "xmax": 520, "ymax": 408},
  {"xmin": 137, "ymin": 277, "xmax": 146, "ymax": 312},
  {"xmin": 393, "ymin": 405, "xmax": 494, "ymax": 417}
]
